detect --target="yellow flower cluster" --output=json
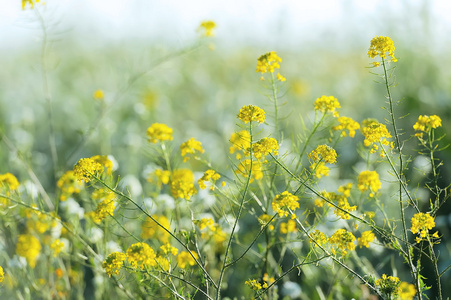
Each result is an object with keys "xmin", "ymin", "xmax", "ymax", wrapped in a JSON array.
[
  {"xmin": 361, "ymin": 119, "xmax": 392, "ymax": 155},
  {"xmin": 57, "ymin": 170, "xmax": 83, "ymax": 201},
  {"xmin": 160, "ymin": 243, "xmax": 179, "ymax": 256},
  {"xmin": 235, "ymin": 159, "xmax": 263, "ymax": 183},
  {"xmin": 142, "ymin": 215, "xmax": 171, "ymax": 244},
  {"xmin": 368, "ymin": 36, "xmax": 397, "ymax": 66},
  {"xmin": 198, "ymin": 169, "xmax": 221, "ymax": 190},
  {"xmin": 91, "ymin": 155, "xmax": 114, "ymax": 175},
  {"xmin": 0, "ymin": 173, "xmax": 19, "ymax": 191},
  {"xmin": 313, "ymin": 95, "xmax": 341, "ymax": 117},
  {"xmin": 180, "ymin": 138, "xmax": 205, "ymax": 162},
  {"xmin": 375, "ymin": 274, "xmax": 400, "ymax": 296},
  {"xmin": 245, "ymin": 279, "xmax": 265, "ymax": 291},
  {"xmin": 338, "ymin": 183, "xmax": 353, "ymax": 197},
  {"xmin": 334, "ymin": 194, "xmax": 357, "ymax": 220},
  {"xmin": 147, "ymin": 168, "xmax": 171, "ymax": 188},
  {"xmin": 258, "ymin": 214, "xmax": 275, "ymax": 231},
  {"xmin": 237, "ymin": 105, "xmax": 266, "ymax": 124},
  {"xmin": 308, "ymin": 145, "xmax": 337, "ymax": 164},
  {"xmin": 199, "ymin": 20, "xmax": 216, "ymax": 37},
  {"xmin": 176, "ymin": 251, "xmax": 198, "ymax": 269},
  {"xmin": 126, "ymin": 242, "xmax": 157, "ymax": 269},
  {"xmin": 248, "ymin": 137, "xmax": 279, "ymax": 159},
  {"xmin": 50, "ymin": 239, "xmax": 65, "ymax": 257},
  {"xmin": 357, "ymin": 231, "xmax": 375, "ymax": 248},
  {"xmin": 195, "ymin": 218, "xmax": 227, "ymax": 244},
  {"xmin": 333, "ymin": 116, "xmax": 360, "ymax": 137},
  {"xmin": 0, "ymin": 266, "xmax": 4, "ymax": 283},
  {"xmin": 410, "ymin": 212, "xmax": 436, "ymax": 243},
  {"xmin": 229, "ymin": 130, "xmax": 251, "ymax": 159},
  {"xmin": 358, "ymin": 170, "xmax": 381, "ymax": 197},
  {"xmin": 92, "ymin": 198, "xmax": 116, "ymax": 223},
  {"xmin": 147, "ymin": 123, "xmax": 174, "ymax": 143},
  {"xmin": 413, "ymin": 115, "xmax": 442, "ymax": 137},
  {"xmin": 170, "ymin": 169, "xmax": 197, "ymax": 200},
  {"xmin": 256, "ymin": 51, "xmax": 282, "ymax": 74},
  {"xmin": 398, "ymin": 282, "xmax": 416, "ymax": 300},
  {"xmin": 102, "ymin": 252, "xmax": 127, "ymax": 277},
  {"xmin": 309, "ymin": 229, "xmax": 328, "ymax": 247},
  {"xmin": 16, "ymin": 234, "xmax": 41, "ymax": 268},
  {"xmin": 22, "ymin": 0, "xmax": 40, "ymax": 10},
  {"xmin": 272, "ymin": 191, "xmax": 299, "ymax": 218},
  {"xmin": 280, "ymin": 219, "xmax": 297, "ymax": 234},
  {"xmin": 73, "ymin": 157, "xmax": 105, "ymax": 182},
  {"xmin": 329, "ymin": 228, "xmax": 356, "ymax": 255},
  {"xmin": 309, "ymin": 161, "xmax": 330, "ymax": 178}
]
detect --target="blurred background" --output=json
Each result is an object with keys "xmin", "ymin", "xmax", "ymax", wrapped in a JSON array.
[{"xmin": 1, "ymin": 0, "xmax": 451, "ymax": 298}]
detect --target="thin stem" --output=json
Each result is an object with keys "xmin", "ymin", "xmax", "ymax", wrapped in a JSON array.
[
  {"xmin": 216, "ymin": 122, "xmax": 254, "ymax": 300},
  {"xmin": 382, "ymin": 58, "xmax": 422, "ymax": 299}
]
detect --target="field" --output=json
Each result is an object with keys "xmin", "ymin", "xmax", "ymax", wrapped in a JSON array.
[{"xmin": 1, "ymin": 2, "xmax": 451, "ymax": 299}]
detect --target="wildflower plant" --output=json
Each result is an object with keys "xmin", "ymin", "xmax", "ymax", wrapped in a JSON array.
[{"xmin": 1, "ymin": 9, "xmax": 450, "ymax": 300}]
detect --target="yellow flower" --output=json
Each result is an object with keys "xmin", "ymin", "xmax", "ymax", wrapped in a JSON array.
[
  {"xmin": 91, "ymin": 155, "xmax": 113, "ymax": 175},
  {"xmin": 333, "ymin": 116, "xmax": 360, "ymax": 137},
  {"xmin": 411, "ymin": 212, "xmax": 435, "ymax": 242},
  {"xmin": 180, "ymin": 138, "xmax": 205, "ymax": 162},
  {"xmin": 245, "ymin": 279, "xmax": 264, "ymax": 290},
  {"xmin": 0, "ymin": 173, "xmax": 19, "ymax": 191},
  {"xmin": 235, "ymin": 159, "xmax": 263, "ymax": 183},
  {"xmin": 375, "ymin": 274, "xmax": 400, "ymax": 296},
  {"xmin": 198, "ymin": 170, "xmax": 221, "ymax": 190},
  {"xmin": 22, "ymin": 0, "xmax": 40, "ymax": 10},
  {"xmin": 247, "ymin": 137, "xmax": 279, "ymax": 160},
  {"xmin": 16, "ymin": 234, "xmax": 41, "ymax": 268},
  {"xmin": 160, "ymin": 243, "xmax": 178, "ymax": 256},
  {"xmin": 50, "ymin": 239, "xmax": 65, "ymax": 257},
  {"xmin": 258, "ymin": 214, "xmax": 275, "ymax": 231},
  {"xmin": 93, "ymin": 89, "xmax": 104, "ymax": 101},
  {"xmin": 308, "ymin": 145, "xmax": 337, "ymax": 164},
  {"xmin": 368, "ymin": 36, "xmax": 397, "ymax": 63},
  {"xmin": 309, "ymin": 161, "xmax": 330, "ymax": 178},
  {"xmin": 147, "ymin": 168, "xmax": 171, "ymax": 188},
  {"xmin": 333, "ymin": 195, "xmax": 357, "ymax": 220},
  {"xmin": 126, "ymin": 242, "xmax": 157, "ymax": 269},
  {"xmin": 195, "ymin": 218, "xmax": 215, "ymax": 230},
  {"xmin": 309, "ymin": 229, "xmax": 328, "ymax": 247},
  {"xmin": 338, "ymin": 183, "xmax": 353, "ymax": 197},
  {"xmin": 147, "ymin": 123, "xmax": 173, "ymax": 143},
  {"xmin": 358, "ymin": 231, "xmax": 375, "ymax": 248},
  {"xmin": 413, "ymin": 115, "xmax": 442, "ymax": 138},
  {"xmin": 0, "ymin": 266, "xmax": 4, "ymax": 283},
  {"xmin": 361, "ymin": 119, "xmax": 392, "ymax": 154},
  {"xmin": 329, "ymin": 229, "xmax": 356, "ymax": 255},
  {"xmin": 102, "ymin": 252, "xmax": 126, "ymax": 277},
  {"xmin": 155, "ymin": 256, "xmax": 170, "ymax": 271},
  {"xmin": 199, "ymin": 20, "xmax": 216, "ymax": 37},
  {"xmin": 171, "ymin": 169, "xmax": 197, "ymax": 200},
  {"xmin": 358, "ymin": 170, "xmax": 381, "ymax": 197},
  {"xmin": 276, "ymin": 73, "xmax": 286, "ymax": 82},
  {"xmin": 237, "ymin": 105, "xmax": 266, "ymax": 124},
  {"xmin": 256, "ymin": 51, "xmax": 282, "ymax": 74},
  {"xmin": 314, "ymin": 95, "xmax": 341, "ymax": 117},
  {"xmin": 73, "ymin": 158, "xmax": 104, "ymax": 183},
  {"xmin": 91, "ymin": 198, "xmax": 116, "ymax": 223},
  {"xmin": 272, "ymin": 191, "xmax": 299, "ymax": 218},
  {"xmin": 280, "ymin": 219, "xmax": 297, "ymax": 234},
  {"xmin": 398, "ymin": 282, "xmax": 416, "ymax": 300},
  {"xmin": 229, "ymin": 130, "xmax": 251, "ymax": 159},
  {"xmin": 142, "ymin": 215, "xmax": 171, "ymax": 244},
  {"xmin": 57, "ymin": 170, "xmax": 83, "ymax": 201},
  {"xmin": 176, "ymin": 251, "xmax": 198, "ymax": 269}
]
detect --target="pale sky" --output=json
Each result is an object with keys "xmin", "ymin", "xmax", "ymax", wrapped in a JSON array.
[{"xmin": 1, "ymin": 0, "xmax": 451, "ymax": 50}]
